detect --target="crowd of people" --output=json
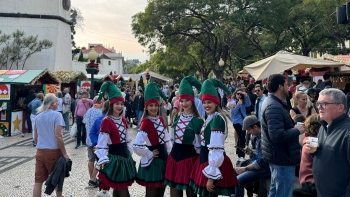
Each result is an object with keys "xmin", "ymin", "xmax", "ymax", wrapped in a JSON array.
[{"xmin": 30, "ymin": 73, "xmax": 350, "ymax": 197}]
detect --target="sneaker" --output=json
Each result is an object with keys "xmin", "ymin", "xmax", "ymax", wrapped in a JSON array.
[
  {"xmin": 89, "ymin": 179, "xmax": 99, "ymax": 187},
  {"xmin": 97, "ymin": 190, "xmax": 110, "ymax": 197},
  {"xmin": 75, "ymin": 145, "xmax": 80, "ymax": 149}
]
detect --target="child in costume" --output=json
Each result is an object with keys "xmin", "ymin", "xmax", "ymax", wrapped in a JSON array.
[
  {"xmin": 164, "ymin": 76, "xmax": 204, "ymax": 197},
  {"xmin": 133, "ymin": 82, "xmax": 172, "ymax": 197},
  {"xmin": 94, "ymin": 81, "xmax": 136, "ymax": 197},
  {"xmin": 190, "ymin": 79, "xmax": 238, "ymax": 197}
]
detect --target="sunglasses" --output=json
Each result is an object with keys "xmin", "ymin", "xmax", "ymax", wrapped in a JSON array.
[{"xmin": 255, "ymin": 90, "xmax": 260, "ymax": 93}]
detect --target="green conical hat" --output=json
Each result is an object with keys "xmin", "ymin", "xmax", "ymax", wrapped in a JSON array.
[
  {"xmin": 179, "ymin": 76, "xmax": 201, "ymax": 101},
  {"xmin": 144, "ymin": 82, "xmax": 167, "ymax": 106},
  {"xmin": 201, "ymin": 79, "xmax": 231, "ymax": 104},
  {"xmin": 97, "ymin": 81, "xmax": 124, "ymax": 105}
]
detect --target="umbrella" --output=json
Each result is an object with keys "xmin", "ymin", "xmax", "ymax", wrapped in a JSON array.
[{"xmin": 243, "ymin": 51, "xmax": 344, "ymax": 80}]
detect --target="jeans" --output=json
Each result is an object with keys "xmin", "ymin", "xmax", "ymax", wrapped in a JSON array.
[
  {"xmin": 76, "ymin": 116, "xmax": 86, "ymax": 147},
  {"xmin": 268, "ymin": 164, "xmax": 295, "ymax": 197},
  {"xmin": 30, "ymin": 114, "xmax": 36, "ymax": 139},
  {"xmin": 26, "ymin": 109, "xmax": 32, "ymax": 133},
  {"xmin": 135, "ymin": 110, "xmax": 143, "ymax": 128},
  {"xmin": 235, "ymin": 168, "xmax": 271, "ymax": 197},
  {"xmin": 63, "ymin": 112, "xmax": 70, "ymax": 131}
]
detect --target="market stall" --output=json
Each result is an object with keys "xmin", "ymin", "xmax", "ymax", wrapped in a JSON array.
[
  {"xmin": 322, "ymin": 54, "xmax": 350, "ymax": 90},
  {"xmin": 51, "ymin": 71, "xmax": 88, "ymax": 97},
  {"xmin": 0, "ymin": 69, "xmax": 60, "ymax": 136},
  {"xmin": 243, "ymin": 51, "xmax": 344, "ymax": 81}
]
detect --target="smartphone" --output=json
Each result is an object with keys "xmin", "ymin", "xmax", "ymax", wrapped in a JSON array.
[{"xmin": 235, "ymin": 145, "xmax": 244, "ymax": 151}]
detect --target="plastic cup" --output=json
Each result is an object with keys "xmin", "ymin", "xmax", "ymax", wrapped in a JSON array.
[{"xmin": 309, "ymin": 137, "xmax": 318, "ymax": 152}]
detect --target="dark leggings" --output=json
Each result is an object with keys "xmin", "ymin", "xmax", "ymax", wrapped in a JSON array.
[
  {"xmin": 146, "ymin": 187, "xmax": 166, "ymax": 197},
  {"xmin": 233, "ymin": 123, "xmax": 246, "ymax": 158}
]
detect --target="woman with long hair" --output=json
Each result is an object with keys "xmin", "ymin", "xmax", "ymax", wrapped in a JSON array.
[
  {"xmin": 230, "ymin": 88, "xmax": 251, "ymax": 159},
  {"xmin": 133, "ymin": 82, "xmax": 172, "ymax": 197},
  {"xmin": 56, "ymin": 91, "xmax": 63, "ymax": 114},
  {"xmin": 94, "ymin": 81, "xmax": 136, "ymax": 197},
  {"xmin": 290, "ymin": 91, "xmax": 316, "ymax": 118},
  {"xmin": 164, "ymin": 76, "xmax": 204, "ymax": 197},
  {"xmin": 293, "ymin": 114, "xmax": 321, "ymax": 197},
  {"xmin": 190, "ymin": 79, "xmax": 238, "ymax": 197}
]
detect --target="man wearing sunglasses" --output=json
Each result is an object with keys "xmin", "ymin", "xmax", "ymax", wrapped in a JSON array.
[
  {"xmin": 307, "ymin": 88, "xmax": 350, "ymax": 197},
  {"xmin": 253, "ymin": 85, "xmax": 266, "ymax": 120}
]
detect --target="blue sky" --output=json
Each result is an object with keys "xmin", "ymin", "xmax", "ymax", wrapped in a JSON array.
[{"xmin": 72, "ymin": 0, "xmax": 148, "ymax": 62}]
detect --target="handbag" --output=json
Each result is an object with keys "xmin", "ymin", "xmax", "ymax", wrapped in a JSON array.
[{"xmin": 70, "ymin": 123, "xmax": 77, "ymax": 138}]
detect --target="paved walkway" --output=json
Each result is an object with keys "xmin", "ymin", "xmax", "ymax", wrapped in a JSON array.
[{"xmin": 0, "ymin": 120, "xmax": 239, "ymax": 197}]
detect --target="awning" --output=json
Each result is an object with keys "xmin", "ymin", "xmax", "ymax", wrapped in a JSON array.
[
  {"xmin": 0, "ymin": 69, "xmax": 60, "ymax": 84},
  {"xmin": 51, "ymin": 71, "xmax": 87, "ymax": 83}
]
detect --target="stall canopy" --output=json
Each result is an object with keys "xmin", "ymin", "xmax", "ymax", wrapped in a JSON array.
[
  {"xmin": 243, "ymin": 51, "xmax": 344, "ymax": 80},
  {"xmin": 51, "ymin": 71, "xmax": 87, "ymax": 83},
  {"xmin": 0, "ymin": 69, "xmax": 59, "ymax": 84}
]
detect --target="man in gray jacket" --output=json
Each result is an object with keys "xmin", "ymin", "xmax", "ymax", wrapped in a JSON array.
[
  {"xmin": 261, "ymin": 74, "xmax": 305, "ymax": 197},
  {"xmin": 307, "ymin": 88, "xmax": 350, "ymax": 197}
]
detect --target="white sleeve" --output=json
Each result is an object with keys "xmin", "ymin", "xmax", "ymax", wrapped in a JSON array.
[
  {"xmin": 164, "ymin": 102, "xmax": 172, "ymax": 110},
  {"xmin": 125, "ymin": 128, "xmax": 133, "ymax": 155},
  {"xmin": 163, "ymin": 128, "xmax": 172, "ymax": 154},
  {"xmin": 133, "ymin": 130, "xmax": 154, "ymax": 167},
  {"xmin": 202, "ymin": 131, "xmax": 225, "ymax": 180},
  {"xmin": 194, "ymin": 133, "xmax": 201, "ymax": 154},
  {"xmin": 95, "ymin": 132, "xmax": 111, "ymax": 167}
]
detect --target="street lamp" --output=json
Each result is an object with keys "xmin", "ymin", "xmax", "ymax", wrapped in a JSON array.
[
  {"xmin": 218, "ymin": 57, "xmax": 225, "ymax": 81},
  {"xmin": 145, "ymin": 68, "xmax": 150, "ymax": 84},
  {"xmin": 86, "ymin": 47, "xmax": 99, "ymax": 99}
]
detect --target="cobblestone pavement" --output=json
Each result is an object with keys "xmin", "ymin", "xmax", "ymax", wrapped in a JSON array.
[{"xmin": 0, "ymin": 118, "xmax": 240, "ymax": 197}]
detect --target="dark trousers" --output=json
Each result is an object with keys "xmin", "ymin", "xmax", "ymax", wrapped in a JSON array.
[
  {"xmin": 76, "ymin": 116, "xmax": 86, "ymax": 146},
  {"xmin": 26, "ymin": 110, "xmax": 32, "ymax": 133},
  {"xmin": 233, "ymin": 123, "xmax": 246, "ymax": 158}
]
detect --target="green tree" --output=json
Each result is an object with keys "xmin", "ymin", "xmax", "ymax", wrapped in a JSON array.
[
  {"xmin": 70, "ymin": 7, "xmax": 84, "ymax": 59},
  {"xmin": 78, "ymin": 51, "xmax": 84, "ymax": 62},
  {"xmin": 0, "ymin": 30, "xmax": 53, "ymax": 69}
]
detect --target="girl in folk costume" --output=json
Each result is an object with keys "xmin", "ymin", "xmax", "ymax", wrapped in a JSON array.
[
  {"xmin": 190, "ymin": 79, "xmax": 238, "ymax": 197},
  {"xmin": 133, "ymin": 82, "xmax": 173, "ymax": 197},
  {"xmin": 164, "ymin": 76, "xmax": 204, "ymax": 197},
  {"xmin": 94, "ymin": 81, "xmax": 136, "ymax": 197}
]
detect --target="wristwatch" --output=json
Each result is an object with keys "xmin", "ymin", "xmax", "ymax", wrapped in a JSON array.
[{"xmin": 245, "ymin": 167, "xmax": 249, "ymax": 171}]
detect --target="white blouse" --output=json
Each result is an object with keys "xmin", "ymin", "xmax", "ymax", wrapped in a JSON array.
[
  {"xmin": 94, "ymin": 116, "xmax": 133, "ymax": 168},
  {"xmin": 201, "ymin": 112, "xmax": 227, "ymax": 180},
  {"xmin": 133, "ymin": 116, "xmax": 172, "ymax": 167}
]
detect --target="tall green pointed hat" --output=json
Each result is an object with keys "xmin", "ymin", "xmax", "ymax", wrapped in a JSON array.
[
  {"xmin": 201, "ymin": 79, "xmax": 231, "ymax": 104},
  {"xmin": 179, "ymin": 76, "xmax": 201, "ymax": 101},
  {"xmin": 97, "ymin": 81, "xmax": 124, "ymax": 105},
  {"xmin": 144, "ymin": 82, "xmax": 167, "ymax": 106}
]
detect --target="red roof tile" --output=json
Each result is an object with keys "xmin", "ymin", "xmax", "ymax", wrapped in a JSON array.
[{"xmin": 82, "ymin": 45, "xmax": 114, "ymax": 54}]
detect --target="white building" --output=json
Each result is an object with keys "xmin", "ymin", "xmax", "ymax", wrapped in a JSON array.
[
  {"xmin": 0, "ymin": 0, "xmax": 72, "ymax": 71},
  {"xmin": 72, "ymin": 44, "xmax": 125, "ymax": 75}
]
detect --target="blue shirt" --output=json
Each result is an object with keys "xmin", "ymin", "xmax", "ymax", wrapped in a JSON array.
[
  {"xmin": 195, "ymin": 97, "xmax": 205, "ymax": 117},
  {"xmin": 89, "ymin": 113, "xmax": 106, "ymax": 147},
  {"xmin": 255, "ymin": 95, "xmax": 266, "ymax": 120},
  {"xmin": 230, "ymin": 96, "xmax": 251, "ymax": 124},
  {"xmin": 28, "ymin": 98, "xmax": 42, "ymax": 115},
  {"xmin": 251, "ymin": 133, "xmax": 269, "ymax": 170}
]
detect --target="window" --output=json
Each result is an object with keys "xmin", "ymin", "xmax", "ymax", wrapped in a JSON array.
[{"xmin": 108, "ymin": 61, "xmax": 111, "ymax": 65}]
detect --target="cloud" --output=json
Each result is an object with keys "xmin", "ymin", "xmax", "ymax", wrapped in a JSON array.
[{"xmin": 71, "ymin": 0, "xmax": 149, "ymax": 61}]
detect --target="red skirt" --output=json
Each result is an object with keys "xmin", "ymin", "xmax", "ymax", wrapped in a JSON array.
[
  {"xmin": 164, "ymin": 154, "xmax": 198, "ymax": 190},
  {"xmin": 190, "ymin": 156, "xmax": 238, "ymax": 196},
  {"xmin": 98, "ymin": 173, "xmax": 134, "ymax": 190}
]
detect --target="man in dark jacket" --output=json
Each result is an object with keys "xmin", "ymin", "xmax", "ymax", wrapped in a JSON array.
[
  {"xmin": 307, "ymin": 88, "xmax": 350, "ymax": 197},
  {"xmin": 261, "ymin": 74, "xmax": 305, "ymax": 197},
  {"xmin": 132, "ymin": 90, "xmax": 144, "ymax": 128}
]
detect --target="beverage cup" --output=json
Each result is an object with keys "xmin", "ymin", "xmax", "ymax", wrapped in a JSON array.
[{"xmin": 309, "ymin": 137, "xmax": 318, "ymax": 152}]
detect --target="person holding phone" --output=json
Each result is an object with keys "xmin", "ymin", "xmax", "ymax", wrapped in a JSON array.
[{"xmin": 229, "ymin": 88, "xmax": 251, "ymax": 160}]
